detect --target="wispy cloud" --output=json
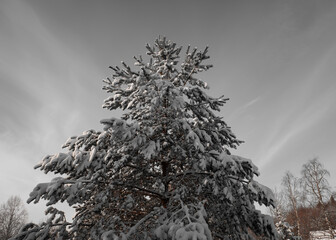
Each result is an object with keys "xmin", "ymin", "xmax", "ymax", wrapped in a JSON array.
[
  {"xmin": 228, "ymin": 96, "xmax": 262, "ymax": 122},
  {"xmin": 0, "ymin": 0, "xmax": 103, "ymax": 149},
  {"xmin": 257, "ymin": 46, "xmax": 336, "ymax": 169},
  {"xmin": 0, "ymin": 1, "xmax": 104, "ymax": 221}
]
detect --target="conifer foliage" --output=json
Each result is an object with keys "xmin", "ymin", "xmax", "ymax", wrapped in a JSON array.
[{"xmin": 13, "ymin": 37, "xmax": 277, "ymax": 240}]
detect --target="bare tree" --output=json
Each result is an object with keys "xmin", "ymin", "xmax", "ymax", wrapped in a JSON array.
[
  {"xmin": 0, "ymin": 196, "xmax": 28, "ymax": 240},
  {"xmin": 269, "ymin": 187, "xmax": 286, "ymax": 218},
  {"xmin": 301, "ymin": 158, "xmax": 334, "ymax": 238},
  {"xmin": 281, "ymin": 171, "xmax": 303, "ymax": 238}
]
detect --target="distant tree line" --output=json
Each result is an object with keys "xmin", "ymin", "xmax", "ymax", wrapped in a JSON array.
[{"xmin": 271, "ymin": 158, "xmax": 336, "ymax": 240}]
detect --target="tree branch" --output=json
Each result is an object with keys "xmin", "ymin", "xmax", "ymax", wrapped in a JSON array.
[{"xmin": 114, "ymin": 182, "xmax": 164, "ymax": 199}]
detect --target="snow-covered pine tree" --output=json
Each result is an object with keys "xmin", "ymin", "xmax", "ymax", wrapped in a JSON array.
[
  {"xmin": 273, "ymin": 207, "xmax": 295, "ymax": 240},
  {"xmin": 13, "ymin": 37, "xmax": 278, "ymax": 240}
]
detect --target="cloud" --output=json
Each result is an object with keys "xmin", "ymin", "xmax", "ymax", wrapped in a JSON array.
[
  {"xmin": 228, "ymin": 96, "xmax": 262, "ymax": 122},
  {"xmin": 0, "ymin": 0, "xmax": 105, "ymax": 150},
  {"xmin": 256, "ymin": 48, "xmax": 336, "ymax": 169},
  {"xmin": 0, "ymin": 1, "xmax": 104, "ymax": 221}
]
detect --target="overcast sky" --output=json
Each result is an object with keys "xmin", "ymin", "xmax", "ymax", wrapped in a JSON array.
[{"xmin": 1, "ymin": 0, "xmax": 336, "ymax": 223}]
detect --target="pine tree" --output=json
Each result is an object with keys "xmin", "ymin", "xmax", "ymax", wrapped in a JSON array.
[
  {"xmin": 274, "ymin": 208, "xmax": 295, "ymax": 240},
  {"xmin": 12, "ymin": 37, "xmax": 278, "ymax": 240}
]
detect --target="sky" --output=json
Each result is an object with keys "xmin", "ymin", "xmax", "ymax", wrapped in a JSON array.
[{"xmin": 1, "ymin": 0, "xmax": 336, "ymax": 223}]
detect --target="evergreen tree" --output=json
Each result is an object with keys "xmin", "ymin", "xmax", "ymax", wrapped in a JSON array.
[
  {"xmin": 269, "ymin": 188, "xmax": 296, "ymax": 240},
  {"xmin": 274, "ymin": 208, "xmax": 295, "ymax": 240},
  {"xmin": 12, "ymin": 37, "xmax": 277, "ymax": 240}
]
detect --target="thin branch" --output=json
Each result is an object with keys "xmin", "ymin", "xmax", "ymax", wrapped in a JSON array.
[
  {"xmin": 124, "ymin": 209, "xmax": 161, "ymax": 238},
  {"xmin": 167, "ymin": 170, "xmax": 250, "ymax": 184},
  {"xmin": 114, "ymin": 183, "xmax": 164, "ymax": 199}
]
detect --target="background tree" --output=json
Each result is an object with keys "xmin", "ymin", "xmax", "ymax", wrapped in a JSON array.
[
  {"xmin": 281, "ymin": 171, "xmax": 303, "ymax": 238},
  {"xmin": 274, "ymin": 209, "xmax": 295, "ymax": 240},
  {"xmin": 268, "ymin": 188, "xmax": 285, "ymax": 219},
  {"xmin": 0, "ymin": 196, "xmax": 28, "ymax": 240},
  {"xmin": 273, "ymin": 159, "xmax": 336, "ymax": 239},
  {"xmin": 12, "ymin": 37, "xmax": 277, "ymax": 240},
  {"xmin": 269, "ymin": 188, "xmax": 295, "ymax": 240},
  {"xmin": 301, "ymin": 158, "xmax": 334, "ymax": 238}
]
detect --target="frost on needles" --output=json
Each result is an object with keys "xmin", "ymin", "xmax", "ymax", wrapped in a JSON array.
[{"xmin": 12, "ymin": 37, "xmax": 278, "ymax": 240}]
